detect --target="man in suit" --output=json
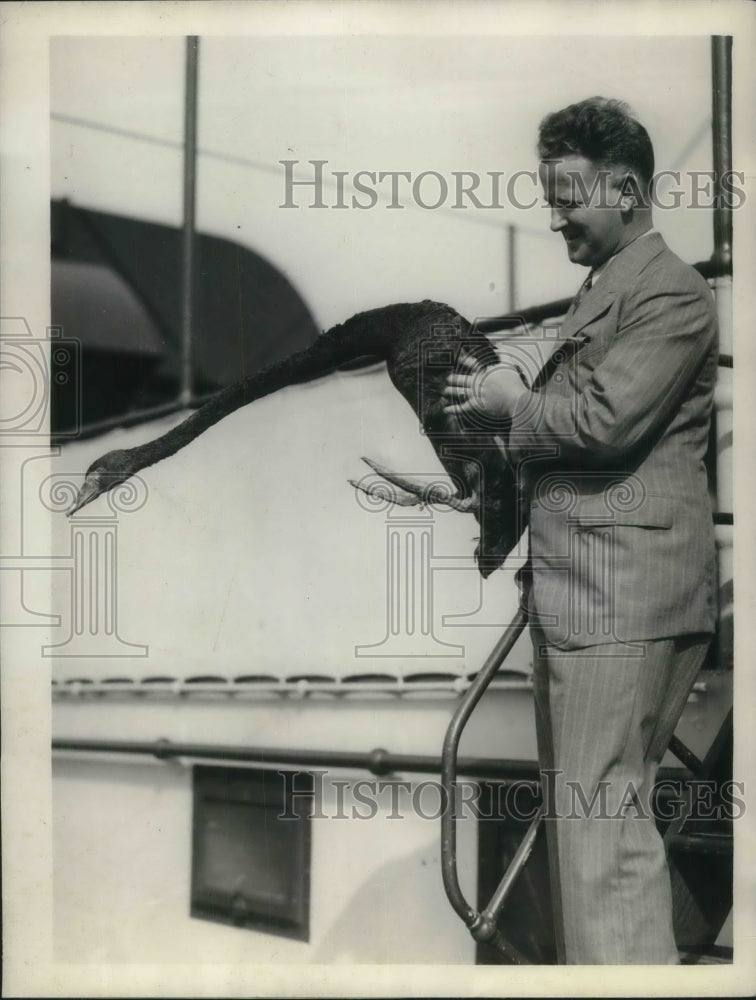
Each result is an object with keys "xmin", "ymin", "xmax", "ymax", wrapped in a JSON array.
[{"xmin": 444, "ymin": 97, "xmax": 718, "ymax": 963}]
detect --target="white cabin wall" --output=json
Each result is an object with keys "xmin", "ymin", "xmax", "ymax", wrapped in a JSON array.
[
  {"xmin": 49, "ymin": 374, "xmax": 534, "ymax": 683},
  {"xmin": 52, "ymin": 755, "xmax": 478, "ymax": 964}
]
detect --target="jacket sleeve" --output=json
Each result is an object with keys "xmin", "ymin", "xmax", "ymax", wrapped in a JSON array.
[{"xmin": 504, "ymin": 269, "xmax": 718, "ymax": 467}]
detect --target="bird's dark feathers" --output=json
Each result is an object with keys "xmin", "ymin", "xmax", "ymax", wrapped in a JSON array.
[{"xmin": 70, "ymin": 301, "xmax": 525, "ymax": 575}]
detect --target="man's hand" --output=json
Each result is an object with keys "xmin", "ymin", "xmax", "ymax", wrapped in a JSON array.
[{"xmin": 443, "ymin": 352, "xmax": 530, "ymax": 419}]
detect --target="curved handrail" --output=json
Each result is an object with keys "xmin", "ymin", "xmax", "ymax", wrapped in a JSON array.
[{"xmin": 440, "ymin": 606, "xmax": 530, "ymax": 960}]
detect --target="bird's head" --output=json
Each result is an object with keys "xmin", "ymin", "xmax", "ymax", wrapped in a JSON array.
[{"xmin": 67, "ymin": 449, "xmax": 134, "ymax": 516}]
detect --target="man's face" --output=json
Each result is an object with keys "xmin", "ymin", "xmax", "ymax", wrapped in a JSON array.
[{"xmin": 538, "ymin": 155, "xmax": 627, "ymax": 269}]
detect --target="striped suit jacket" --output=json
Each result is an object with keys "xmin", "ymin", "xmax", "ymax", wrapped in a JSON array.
[{"xmin": 506, "ymin": 232, "xmax": 718, "ymax": 650}]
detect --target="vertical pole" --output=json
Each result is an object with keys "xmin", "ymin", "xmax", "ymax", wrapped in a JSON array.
[
  {"xmin": 711, "ymin": 36, "xmax": 733, "ymax": 275},
  {"xmin": 711, "ymin": 35, "xmax": 733, "ymax": 668},
  {"xmin": 180, "ymin": 36, "xmax": 199, "ymax": 408},
  {"xmin": 507, "ymin": 224, "xmax": 517, "ymax": 312}
]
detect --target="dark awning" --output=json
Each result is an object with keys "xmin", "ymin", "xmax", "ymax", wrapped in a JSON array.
[
  {"xmin": 50, "ymin": 200, "xmax": 320, "ymax": 433},
  {"xmin": 52, "ymin": 259, "xmax": 165, "ymax": 356}
]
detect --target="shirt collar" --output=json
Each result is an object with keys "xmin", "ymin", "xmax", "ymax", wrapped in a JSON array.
[{"xmin": 591, "ymin": 227, "xmax": 657, "ymax": 284}]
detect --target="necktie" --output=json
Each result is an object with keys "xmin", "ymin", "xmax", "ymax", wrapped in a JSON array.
[
  {"xmin": 532, "ymin": 271, "xmax": 594, "ymax": 390},
  {"xmin": 571, "ymin": 270, "xmax": 594, "ymax": 312}
]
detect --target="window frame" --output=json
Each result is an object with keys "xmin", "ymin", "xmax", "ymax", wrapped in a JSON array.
[{"xmin": 191, "ymin": 765, "xmax": 312, "ymax": 941}]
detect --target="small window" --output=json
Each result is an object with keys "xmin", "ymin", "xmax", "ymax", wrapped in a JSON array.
[{"xmin": 191, "ymin": 766, "xmax": 312, "ymax": 940}]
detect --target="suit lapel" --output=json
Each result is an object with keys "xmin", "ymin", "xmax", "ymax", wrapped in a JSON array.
[{"xmin": 533, "ymin": 232, "xmax": 667, "ymax": 388}]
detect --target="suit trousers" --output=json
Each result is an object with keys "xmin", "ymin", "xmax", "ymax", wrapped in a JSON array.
[{"xmin": 530, "ymin": 625, "xmax": 710, "ymax": 964}]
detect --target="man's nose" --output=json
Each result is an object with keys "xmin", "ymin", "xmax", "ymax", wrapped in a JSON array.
[{"xmin": 550, "ymin": 206, "xmax": 568, "ymax": 232}]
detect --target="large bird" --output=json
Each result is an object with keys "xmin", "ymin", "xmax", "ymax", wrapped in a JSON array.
[{"xmin": 67, "ymin": 300, "xmax": 526, "ymax": 577}]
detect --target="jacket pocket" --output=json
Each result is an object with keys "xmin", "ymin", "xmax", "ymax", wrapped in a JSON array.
[{"xmin": 570, "ymin": 493, "xmax": 673, "ymax": 528}]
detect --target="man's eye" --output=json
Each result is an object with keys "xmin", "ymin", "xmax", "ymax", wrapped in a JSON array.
[{"xmin": 543, "ymin": 201, "xmax": 579, "ymax": 211}]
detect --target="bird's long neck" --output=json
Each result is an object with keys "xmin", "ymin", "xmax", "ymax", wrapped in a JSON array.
[{"xmin": 125, "ymin": 317, "xmax": 389, "ymax": 474}]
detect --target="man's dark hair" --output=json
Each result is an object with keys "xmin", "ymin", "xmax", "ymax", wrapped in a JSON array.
[{"xmin": 538, "ymin": 97, "xmax": 655, "ymax": 195}]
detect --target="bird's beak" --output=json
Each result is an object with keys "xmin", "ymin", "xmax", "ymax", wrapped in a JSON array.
[{"xmin": 67, "ymin": 478, "xmax": 101, "ymax": 517}]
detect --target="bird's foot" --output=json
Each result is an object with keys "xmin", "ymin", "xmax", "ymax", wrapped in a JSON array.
[
  {"xmin": 354, "ymin": 456, "xmax": 476, "ymax": 512},
  {"xmin": 349, "ymin": 477, "xmax": 426, "ymax": 507}
]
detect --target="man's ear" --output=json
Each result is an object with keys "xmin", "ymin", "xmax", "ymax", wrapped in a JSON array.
[{"xmin": 616, "ymin": 171, "xmax": 642, "ymax": 211}]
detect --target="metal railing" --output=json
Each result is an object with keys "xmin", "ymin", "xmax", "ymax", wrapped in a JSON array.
[
  {"xmin": 440, "ymin": 607, "xmax": 532, "ymax": 963},
  {"xmin": 438, "ymin": 608, "xmax": 732, "ymax": 962}
]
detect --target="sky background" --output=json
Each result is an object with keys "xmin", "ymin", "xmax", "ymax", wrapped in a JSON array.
[{"xmin": 51, "ymin": 34, "xmax": 716, "ymax": 329}]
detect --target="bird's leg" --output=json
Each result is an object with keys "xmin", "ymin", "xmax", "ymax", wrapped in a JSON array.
[
  {"xmin": 348, "ymin": 476, "xmax": 426, "ymax": 508},
  {"xmin": 357, "ymin": 456, "xmax": 476, "ymax": 512}
]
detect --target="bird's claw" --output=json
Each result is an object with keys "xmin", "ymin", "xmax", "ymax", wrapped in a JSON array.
[
  {"xmin": 353, "ymin": 456, "xmax": 476, "ymax": 513},
  {"xmin": 348, "ymin": 478, "xmax": 425, "ymax": 507}
]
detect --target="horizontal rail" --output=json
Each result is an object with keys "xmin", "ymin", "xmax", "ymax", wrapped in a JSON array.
[
  {"xmin": 51, "ymin": 392, "xmax": 219, "ymax": 446},
  {"xmin": 51, "ymin": 737, "xmax": 692, "ymax": 784},
  {"xmin": 669, "ymin": 832, "xmax": 732, "ymax": 856},
  {"xmin": 52, "ymin": 675, "xmax": 534, "ymax": 699},
  {"xmin": 54, "ymin": 258, "xmax": 732, "ymax": 445},
  {"xmin": 57, "ymin": 346, "xmax": 729, "ymax": 448},
  {"xmin": 477, "ymin": 258, "xmax": 733, "ymax": 363},
  {"xmin": 51, "ymin": 737, "xmax": 542, "ymax": 780}
]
